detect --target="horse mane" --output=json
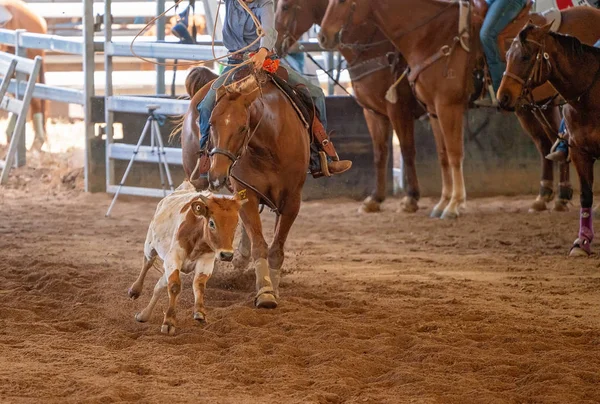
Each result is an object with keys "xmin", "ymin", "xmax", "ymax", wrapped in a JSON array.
[{"xmin": 519, "ymin": 25, "xmax": 600, "ymax": 61}]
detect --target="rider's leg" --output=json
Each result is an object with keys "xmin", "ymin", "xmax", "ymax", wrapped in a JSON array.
[
  {"xmin": 285, "ymin": 68, "xmax": 351, "ymax": 176},
  {"xmin": 477, "ymin": 0, "xmax": 527, "ymax": 106}
]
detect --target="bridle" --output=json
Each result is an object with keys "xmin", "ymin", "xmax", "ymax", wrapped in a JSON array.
[{"xmin": 503, "ymin": 38, "xmax": 552, "ymax": 105}]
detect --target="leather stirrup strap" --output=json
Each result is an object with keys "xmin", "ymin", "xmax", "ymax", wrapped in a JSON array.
[{"xmin": 312, "ymin": 117, "xmax": 338, "ymax": 160}]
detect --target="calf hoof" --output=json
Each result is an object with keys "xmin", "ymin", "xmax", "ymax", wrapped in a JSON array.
[
  {"xmin": 553, "ymin": 199, "xmax": 570, "ymax": 212},
  {"xmin": 400, "ymin": 197, "xmax": 419, "ymax": 213},
  {"xmin": 161, "ymin": 321, "xmax": 176, "ymax": 335},
  {"xmin": 134, "ymin": 312, "xmax": 148, "ymax": 323},
  {"xmin": 255, "ymin": 292, "xmax": 278, "ymax": 309},
  {"xmin": 128, "ymin": 286, "xmax": 141, "ymax": 300},
  {"xmin": 359, "ymin": 196, "xmax": 381, "ymax": 213},
  {"xmin": 529, "ymin": 199, "xmax": 548, "ymax": 213},
  {"xmin": 193, "ymin": 311, "xmax": 206, "ymax": 323}
]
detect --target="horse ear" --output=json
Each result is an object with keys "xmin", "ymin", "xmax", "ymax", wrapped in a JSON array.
[{"xmin": 540, "ymin": 20, "xmax": 554, "ymax": 34}]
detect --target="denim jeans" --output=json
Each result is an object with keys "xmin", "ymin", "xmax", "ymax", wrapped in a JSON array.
[
  {"xmin": 198, "ymin": 60, "xmax": 327, "ymax": 149},
  {"xmin": 480, "ymin": 0, "xmax": 527, "ymax": 92},
  {"xmin": 557, "ymin": 39, "xmax": 600, "ymax": 139}
]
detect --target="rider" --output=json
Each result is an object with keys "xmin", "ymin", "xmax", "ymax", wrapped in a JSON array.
[
  {"xmin": 196, "ymin": 0, "xmax": 352, "ymax": 177},
  {"xmin": 546, "ymin": 38, "xmax": 600, "ymax": 162},
  {"xmin": 476, "ymin": 0, "xmax": 528, "ymax": 107}
]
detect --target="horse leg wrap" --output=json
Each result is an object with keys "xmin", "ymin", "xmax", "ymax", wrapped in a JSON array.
[
  {"xmin": 539, "ymin": 181, "xmax": 554, "ymax": 202},
  {"xmin": 573, "ymin": 208, "xmax": 594, "ymax": 255},
  {"xmin": 5, "ymin": 113, "xmax": 16, "ymax": 140},
  {"xmin": 558, "ymin": 182, "xmax": 573, "ymax": 201},
  {"xmin": 32, "ymin": 113, "xmax": 46, "ymax": 143},
  {"xmin": 254, "ymin": 258, "xmax": 274, "ymax": 298},
  {"xmin": 269, "ymin": 268, "xmax": 281, "ymax": 298}
]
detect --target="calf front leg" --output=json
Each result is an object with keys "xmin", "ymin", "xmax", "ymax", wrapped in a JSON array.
[
  {"xmin": 161, "ymin": 269, "xmax": 182, "ymax": 335},
  {"xmin": 193, "ymin": 253, "xmax": 215, "ymax": 323}
]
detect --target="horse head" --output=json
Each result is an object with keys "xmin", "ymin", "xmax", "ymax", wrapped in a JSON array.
[
  {"xmin": 497, "ymin": 21, "xmax": 555, "ymax": 111},
  {"xmin": 318, "ymin": 0, "xmax": 371, "ymax": 50},
  {"xmin": 208, "ymin": 69, "xmax": 263, "ymax": 191},
  {"xmin": 275, "ymin": 0, "xmax": 322, "ymax": 56}
]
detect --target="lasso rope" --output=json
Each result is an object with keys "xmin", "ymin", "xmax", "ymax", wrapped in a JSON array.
[{"xmin": 129, "ymin": 0, "xmax": 266, "ymax": 71}]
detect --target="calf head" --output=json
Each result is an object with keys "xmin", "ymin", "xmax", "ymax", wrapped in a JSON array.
[{"xmin": 178, "ymin": 192, "xmax": 246, "ymax": 262}]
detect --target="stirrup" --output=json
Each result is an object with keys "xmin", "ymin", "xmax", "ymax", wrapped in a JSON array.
[{"xmin": 310, "ymin": 151, "xmax": 331, "ymax": 179}]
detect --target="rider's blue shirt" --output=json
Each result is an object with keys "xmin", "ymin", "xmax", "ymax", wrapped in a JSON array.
[{"xmin": 222, "ymin": 0, "xmax": 278, "ymax": 53}]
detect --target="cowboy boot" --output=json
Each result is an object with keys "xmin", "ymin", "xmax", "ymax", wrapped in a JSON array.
[
  {"xmin": 310, "ymin": 116, "xmax": 352, "ymax": 178},
  {"xmin": 546, "ymin": 138, "xmax": 569, "ymax": 162}
]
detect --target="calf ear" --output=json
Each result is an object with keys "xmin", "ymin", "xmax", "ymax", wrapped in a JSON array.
[
  {"xmin": 234, "ymin": 189, "xmax": 248, "ymax": 205},
  {"xmin": 190, "ymin": 201, "xmax": 209, "ymax": 217}
]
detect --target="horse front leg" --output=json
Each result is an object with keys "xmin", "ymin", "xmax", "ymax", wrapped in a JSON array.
[
  {"xmin": 29, "ymin": 98, "xmax": 47, "ymax": 151},
  {"xmin": 268, "ymin": 196, "xmax": 301, "ymax": 298},
  {"xmin": 569, "ymin": 149, "xmax": 594, "ymax": 257},
  {"xmin": 435, "ymin": 103, "xmax": 466, "ymax": 219},
  {"xmin": 239, "ymin": 192, "xmax": 277, "ymax": 309},
  {"xmin": 429, "ymin": 116, "xmax": 453, "ymax": 218},
  {"xmin": 360, "ymin": 109, "xmax": 391, "ymax": 213},
  {"xmin": 515, "ymin": 109, "xmax": 556, "ymax": 212}
]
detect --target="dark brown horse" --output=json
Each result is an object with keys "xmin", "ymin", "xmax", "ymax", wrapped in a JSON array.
[
  {"xmin": 0, "ymin": 0, "xmax": 47, "ymax": 150},
  {"xmin": 275, "ymin": 0, "xmax": 423, "ymax": 213},
  {"xmin": 178, "ymin": 66, "xmax": 310, "ymax": 308},
  {"xmin": 498, "ymin": 24, "xmax": 600, "ymax": 256},
  {"xmin": 319, "ymin": 0, "xmax": 600, "ymax": 217}
]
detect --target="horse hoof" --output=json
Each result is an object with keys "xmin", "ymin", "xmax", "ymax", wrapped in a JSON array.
[
  {"xmin": 400, "ymin": 197, "xmax": 418, "ymax": 213},
  {"xmin": 359, "ymin": 197, "xmax": 381, "ymax": 213},
  {"xmin": 430, "ymin": 208, "xmax": 443, "ymax": 219},
  {"xmin": 193, "ymin": 312, "xmax": 206, "ymax": 323},
  {"xmin": 255, "ymin": 292, "xmax": 278, "ymax": 309},
  {"xmin": 553, "ymin": 200, "xmax": 570, "ymax": 212},
  {"xmin": 232, "ymin": 252, "xmax": 250, "ymax": 271},
  {"xmin": 569, "ymin": 247, "xmax": 590, "ymax": 257},
  {"xmin": 529, "ymin": 199, "xmax": 548, "ymax": 213},
  {"xmin": 161, "ymin": 322, "xmax": 176, "ymax": 335},
  {"xmin": 128, "ymin": 287, "xmax": 141, "ymax": 300},
  {"xmin": 441, "ymin": 210, "xmax": 459, "ymax": 220},
  {"xmin": 134, "ymin": 312, "xmax": 148, "ymax": 323}
]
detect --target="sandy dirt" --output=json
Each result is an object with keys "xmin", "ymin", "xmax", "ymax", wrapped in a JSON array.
[{"xmin": 1, "ymin": 148, "xmax": 600, "ymax": 404}]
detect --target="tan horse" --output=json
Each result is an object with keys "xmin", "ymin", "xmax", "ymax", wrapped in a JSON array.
[
  {"xmin": 275, "ymin": 0, "xmax": 424, "ymax": 213},
  {"xmin": 178, "ymin": 66, "xmax": 310, "ymax": 309},
  {"xmin": 0, "ymin": 0, "xmax": 47, "ymax": 150},
  {"xmin": 499, "ymin": 24, "xmax": 600, "ymax": 256},
  {"xmin": 319, "ymin": 0, "xmax": 600, "ymax": 217}
]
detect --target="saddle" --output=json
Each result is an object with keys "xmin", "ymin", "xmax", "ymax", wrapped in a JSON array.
[{"xmin": 465, "ymin": 0, "xmax": 561, "ymax": 61}]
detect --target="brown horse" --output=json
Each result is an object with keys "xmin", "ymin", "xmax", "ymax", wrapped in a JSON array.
[
  {"xmin": 319, "ymin": 0, "xmax": 600, "ymax": 217},
  {"xmin": 498, "ymin": 24, "xmax": 600, "ymax": 256},
  {"xmin": 0, "ymin": 0, "xmax": 47, "ymax": 150},
  {"xmin": 275, "ymin": 0, "xmax": 423, "ymax": 213},
  {"xmin": 178, "ymin": 66, "xmax": 310, "ymax": 308}
]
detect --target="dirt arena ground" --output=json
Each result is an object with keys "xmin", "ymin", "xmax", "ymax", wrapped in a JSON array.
[{"xmin": 1, "ymin": 146, "xmax": 600, "ymax": 403}]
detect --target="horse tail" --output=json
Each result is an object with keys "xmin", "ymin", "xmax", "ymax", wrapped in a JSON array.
[{"xmin": 168, "ymin": 116, "xmax": 185, "ymax": 143}]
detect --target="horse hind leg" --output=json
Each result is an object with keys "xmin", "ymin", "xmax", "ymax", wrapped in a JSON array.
[
  {"xmin": 30, "ymin": 99, "xmax": 47, "ymax": 151},
  {"xmin": 554, "ymin": 160, "xmax": 573, "ymax": 212},
  {"xmin": 388, "ymin": 96, "xmax": 420, "ymax": 213},
  {"xmin": 359, "ymin": 109, "xmax": 391, "ymax": 214}
]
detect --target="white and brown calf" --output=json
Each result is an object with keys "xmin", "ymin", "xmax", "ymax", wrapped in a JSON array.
[{"xmin": 128, "ymin": 181, "xmax": 245, "ymax": 335}]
